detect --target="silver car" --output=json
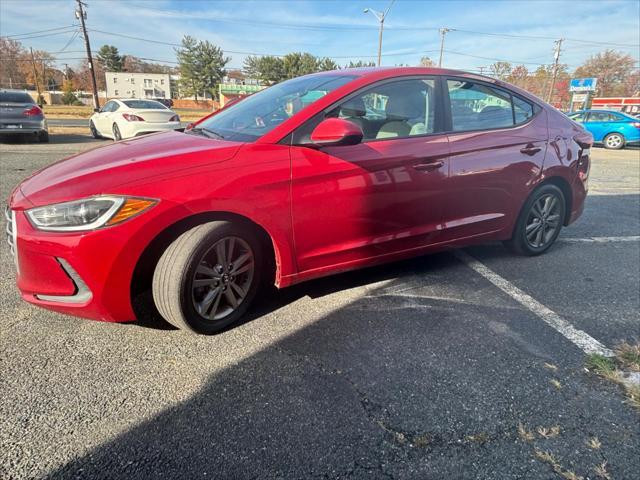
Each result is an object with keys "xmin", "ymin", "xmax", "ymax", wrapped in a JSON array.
[{"xmin": 0, "ymin": 90, "xmax": 48, "ymax": 142}]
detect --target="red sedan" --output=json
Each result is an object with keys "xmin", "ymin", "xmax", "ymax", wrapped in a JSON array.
[{"xmin": 7, "ymin": 68, "xmax": 592, "ymax": 334}]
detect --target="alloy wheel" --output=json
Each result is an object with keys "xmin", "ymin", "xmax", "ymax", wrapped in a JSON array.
[
  {"xmin": 605, "ymin": 134, "xmax": 623, "ymax": 149},
  {"xmin": 191, "ymin": 236, "xmax": 255, "ymax": 321},
  {"xmin": 525, "ymin": 193, "xmax": 562, "ymax": 249}
]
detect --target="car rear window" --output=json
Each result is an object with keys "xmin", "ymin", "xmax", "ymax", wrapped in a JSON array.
[
  {"xmin": 0, "ymin": 91, "xmax": 34, "ymax": 104},
  {"xmin": 122, "ymin": 100, "xmax": 167, "ymax": 109}
]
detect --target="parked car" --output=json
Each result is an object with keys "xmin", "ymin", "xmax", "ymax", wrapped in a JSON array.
[
  {"xmin": 566, "ymin": 109, "xmax": 640, "ymax": 149},
  {"xmin": 89, "ymin": 99, "xmax": 180, "ymax": 140},
  {"xmin": 7, "ymin": 67, "xmax": 593, "ymax": 334},
  {"xmin": 152, "ymin": 97, "xmax": 173, "ymax": 108},
  {"xmin": 0, "ymin": 89, "xmax": 48, "ymax": 142}
]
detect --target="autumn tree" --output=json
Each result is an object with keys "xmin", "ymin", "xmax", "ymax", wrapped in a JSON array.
[
  {"xmin": 489, "ymin": 61, "xmax": 512, "ymax": 81},
  {"xmin": 507, "ymin": 65, "xmax": 529, "ymax": 88},
  {"xmin": 573, "ymin": 50, "xmax": 638, "ymax": 96},
  {"xmin": 419, "ymin": 56, "xmax": 435, "ymax": 67},
  {"xmin": 0, "ymin": 36, "xmax": 26, "ymax": 88}
]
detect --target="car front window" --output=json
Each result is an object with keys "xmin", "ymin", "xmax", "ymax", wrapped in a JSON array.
[{"xmin": 196, "ymin": 73, "xmax": 357, "ymax": 142}]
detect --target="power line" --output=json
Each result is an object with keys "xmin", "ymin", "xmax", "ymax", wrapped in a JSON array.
[
  {"xmin": 4, "ymin": 25, "xmax": 78, "ymax": 38},
  {"xmin": 4, "ymin": 28, "xmax": 80, "ymax": 41}
]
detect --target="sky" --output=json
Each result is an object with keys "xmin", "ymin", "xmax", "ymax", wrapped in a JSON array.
[{"xmin": 1, "ymin": 0, "xmax": 639, "ymax": 75}]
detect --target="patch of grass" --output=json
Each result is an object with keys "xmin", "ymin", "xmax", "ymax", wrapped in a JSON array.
[
  {"xmin": 594, "ymin": 461, "xmax": 612, "ymax": 480},
  {"xmin": 465, "ymin": 432, "xmax": 489, "ymax": 444},
  {"xmin": 586, "ymin": 344, "xmax": 640, "ymax": 410},
  {"xmin": 534, "ymin": 449, "xmax": 585, "ymax": 480},
  {"xmin": 412, "ymin": 434, "xmax": 430, "ymax": 448},
  {"xmin": 559, "ymin": 470, "xmax": 583, "ymax": 480},
  {"xmin": 615, "ymin": 342, "xmax": 640, "ymax": 372},
  {"xmin": 534, "ymin": 449, "xmax": 558, "ymax": 465},
  {"xmin": 544, "ymin": 362, "xmax": 559, "ymax": 371},
  {"xmin": 586, "ymin": 436, "xmax": 602, "ymax": 450},
  {"xmin": 550, "ymin": 379, "xmax": 563, "ymax": 390},
  {"xmin": 518, "ymin": 422, "xmax": 535, "ymax": 442},
  {"xmin": 537, "ymin": 425, "xmax": 561, "ymax": 439}
]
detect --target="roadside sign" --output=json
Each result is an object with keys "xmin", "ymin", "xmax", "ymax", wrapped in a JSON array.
[
  {"xmin": 569, "ymin": 78, "xmax": 597, "ymax": 92},
  {"xmin": 572, "ymin": 93, "xmax": 589, "ymax": 103}
]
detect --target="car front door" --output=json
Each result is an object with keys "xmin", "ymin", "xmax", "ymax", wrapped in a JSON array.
[
  {"xmin": 583, "ymin": 111, "xmax": 613, "ymax": 141},
  {"xmin": 290, "ymin": 77, "xmax": 450, "ymax": 273},
  {"xmin": 95, "ymin": 101, "xmax": 116, "ymax": 135},
  {"xmin": 441, "ymin": 78, "xmax": 548, "ymax": 241}
]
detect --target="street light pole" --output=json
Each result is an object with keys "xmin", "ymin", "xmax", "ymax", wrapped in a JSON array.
[
  {"xmin": 438, "ymin": 28, "xmax": 451, "ymax": 67},
  {"xmin": 363, "ymin": 0, "xmax": 396, "ymax": 67}
]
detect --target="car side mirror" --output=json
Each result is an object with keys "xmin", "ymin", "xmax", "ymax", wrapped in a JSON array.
[
  {"xmin": 308, "ymin": 118, "xmax": 363, "ymax": 147},
  {"xmin": 94, "ymin": 108, "xmax": 100, "ymax": 113}
]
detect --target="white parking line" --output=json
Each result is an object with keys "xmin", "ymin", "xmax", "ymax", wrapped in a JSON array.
[
  {"xmin": 559, "ymin": 235, "xmax": 640, "ymax": 244},
  {"xmin": 454, "ymin": 250, "xmax": 614, "ymax": 357}
]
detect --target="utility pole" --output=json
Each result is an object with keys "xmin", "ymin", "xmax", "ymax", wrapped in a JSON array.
[
  {"xmin": 76, "ymin": 0, "xmax": 99, "ymax": 109},
  {"xmin": 363, "ymin": 0, "xmax": 396, "ymax": 67},
  {"xmin": 438, "ymin": 28, "xmax": 452, "ymax": 67},
  {"xmin": 478, "ymin": 66, "xmax": 486, "ymax": 75},
  {"xmin": 29, "ymin": 48, "xmax": 42, "ymax": 105},
  {"xmin": 546, "ymin": 38, "xmax": 563, "ymax": 105}
]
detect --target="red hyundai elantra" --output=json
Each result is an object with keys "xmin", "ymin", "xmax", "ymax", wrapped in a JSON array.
[{"xmin": 7, "ymin": 67, "xmax": 592, "ymax": 334}]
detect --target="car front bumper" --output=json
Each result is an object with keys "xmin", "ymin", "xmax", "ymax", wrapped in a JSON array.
[{"xmin": 5, "ymin": 198, "xmax": 177, "ymax": 323}]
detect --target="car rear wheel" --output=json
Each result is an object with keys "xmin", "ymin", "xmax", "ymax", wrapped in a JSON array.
[
  {"xmin": 504, "ymin": 184, "xmax": 566, "ymax": 256},
  {"xmin": 90, "ymin": 120, "xmax": 100, "ymax": 139},
  {"xmin": 152, "ymin": 221, "xmax": 262, "ymax": 334},
  {"xmin": 112, "ymin": 123, "xmax": 122, "ymax": 141},
  {"xmin": 38, "ymin": 131, "xmax": 49, "ymax": 143},
  {"xmin": 603, "ymin": 132, "xmax": 624, "ymax": 149}
]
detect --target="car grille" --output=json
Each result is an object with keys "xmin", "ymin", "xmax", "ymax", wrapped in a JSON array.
[{"xmin": 5, "ymin": 206, "xmax": 18, "ymax": 270}]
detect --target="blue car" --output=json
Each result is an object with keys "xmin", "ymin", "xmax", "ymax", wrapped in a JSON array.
[{"xmin": 566, "ymin": 110, "xmax": 640, "ymax": 149}]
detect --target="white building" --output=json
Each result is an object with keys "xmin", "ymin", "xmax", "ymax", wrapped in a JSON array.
[{"xmin": 105, "ymin": 72, "xmax": 171, "ymax": 99}]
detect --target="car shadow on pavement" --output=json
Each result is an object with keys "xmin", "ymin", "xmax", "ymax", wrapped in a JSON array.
[
  {"xmin": 47, "ymin": 246, "xmax": 640, "ymax": 479},
  {"xmin": 0, "ymin": 134, "xmax": 101, "ymax": 145}
]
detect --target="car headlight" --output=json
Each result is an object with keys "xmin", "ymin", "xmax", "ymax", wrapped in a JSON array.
[{"xmin": 26, "ymin": 196, "xmax": 157, "ymax": 232}]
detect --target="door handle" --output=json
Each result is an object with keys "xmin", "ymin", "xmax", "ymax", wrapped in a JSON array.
[
  {"xmin": 413, "ymin": 161, "xmax": 444, "ymax": 172},
  {"xmin": 520, "ymin": 145, "xmax": 542, "ymax": 156}
]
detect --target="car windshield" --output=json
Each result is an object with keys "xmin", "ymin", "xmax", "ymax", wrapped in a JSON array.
[
  {"xmin": 122, "ymin": 100, "xmax": 167, "ymax": 109},
  {"xmin": 196, "ymin": 73, "xmax": 357, "ymax": 142},
  {"xmin": 0, "ymin": 91, "xmax": 34, "ymax": 104}
]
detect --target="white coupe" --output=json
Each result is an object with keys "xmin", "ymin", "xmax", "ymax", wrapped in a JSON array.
[{"xmin": 89, "ymin": 99, "xmax": 180, "ymax": 140}]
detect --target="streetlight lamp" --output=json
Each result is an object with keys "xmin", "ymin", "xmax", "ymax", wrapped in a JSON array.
[{"xmin": 363, "ymin": 0, "xmax": 396, "ymax": 67}]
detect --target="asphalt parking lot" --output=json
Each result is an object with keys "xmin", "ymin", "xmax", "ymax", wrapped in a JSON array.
[{"xmin": 1, "ymin": 134, "xmax": 638, "ymax": 479}]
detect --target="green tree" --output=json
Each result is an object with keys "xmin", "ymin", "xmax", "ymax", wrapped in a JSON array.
[
  {"xmin": 175, "ymin": 36, "xmax": 230, "ymax": 101},
  {"xmin": 61, "ymin": 79, "xmax": 79, "ymax": 105},
  {"xmin": 96, "ymin": 45, "xmax": 123, "ymax": 72},
  {"xmin": 243, "ymin": 55, "xmax": 285, "ymax": 84},
  {"xmin": 345, "ymin": 60, "xmax": 376, "ymax": 68},
  {"xmin": 318, "ymin": 57, "xmax": 339, "ymax": 71},
  {"xmin": 282, "ymin": 52, "xmax": 319, "ymax": 79},
  {"xmin": 573, "ymin": 50, "xmax": 638, "ymax": 96}
]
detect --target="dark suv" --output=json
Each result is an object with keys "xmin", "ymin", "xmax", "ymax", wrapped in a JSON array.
[{"xmin": 0, "ymin": 90, "xmax": 49, "ymax": 142}]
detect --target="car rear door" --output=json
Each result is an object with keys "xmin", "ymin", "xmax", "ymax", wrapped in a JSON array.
[
  {"xmin": 95, "ymin": 101, "xmax": 116, "ymax": 134},
  {"xmin": 289, "ymin": 77, "xmax": 450, "ymax": 272},
  {"xmin": 441, "ymin": 78, "xmax": 548, "ymax": 241}
]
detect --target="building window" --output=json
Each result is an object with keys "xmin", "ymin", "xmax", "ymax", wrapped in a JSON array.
[
  {"xmin": 160, "ymin": 79, "xmax": 164, "ymax": 85},
  {"xmin": 144, "ymin": 79, "xmax": 152, "ymax": 87},
  {"xmin": 113, "ymin": 77, "xmax": 117, "ymax": 83},
  {"xmin": 114, "ymin": 89, "xmax": 119, "ymax": 96},
  {"xmin": 130, "ymin": 77, "xmax": 135, "ymax": 84}
]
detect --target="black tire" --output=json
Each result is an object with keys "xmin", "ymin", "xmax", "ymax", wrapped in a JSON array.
[
  {"xmin": 90, "ymin": 120, "xmax": 100, "ymax": 139},
  {"xmin": 112, "ymin": 123, "xmax": 122, "ymax": 141},
  {"xmin": 503, "ymin": 184, "xmax": 566, "ymax": 256},
  {"xmin": 603, "ymin": 132, "xmax": 625, "ymax": 150},
  {"xmin": 38, "ymin": 131, "xmax": 49, "ymax": 143},
  {"xmin": 152, "ymin": 221, "xmax": 263, "ymax": 334}
]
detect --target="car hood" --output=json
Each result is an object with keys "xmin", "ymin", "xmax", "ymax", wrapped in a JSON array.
[{"xmin": 12, "ymin": 131, "xmax": 243, "ymax": 209}]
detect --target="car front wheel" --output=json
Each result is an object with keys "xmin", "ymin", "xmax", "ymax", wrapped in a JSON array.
[
  {"xmin": 152, "ymin": 221, "xmax": 262, "ymax": 334},
  {"xmin": 504, "ymin": 184, "xmax": 566, "ymax": 256},
  {"xmin": 90, "ymin": 120, "xmax": 100, "ymax": 139},
  {"xmin": 603, "ymin": 132, "xmax": 624, "ymax": 149}
]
